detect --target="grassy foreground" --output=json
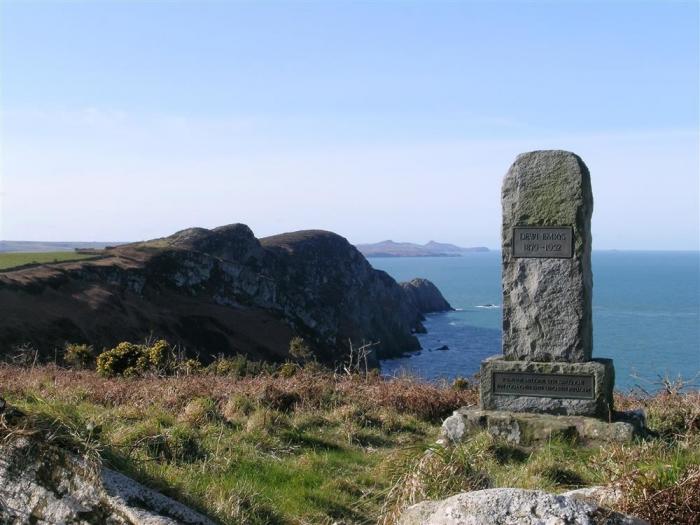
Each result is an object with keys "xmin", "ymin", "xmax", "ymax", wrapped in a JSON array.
[
  {"xmin": 0, "ymin": 251, "xmax": 98, "ymax": 270},
  {"xmin": 0, "ymin": 365, "xmax": 698, "ymax": 524}
]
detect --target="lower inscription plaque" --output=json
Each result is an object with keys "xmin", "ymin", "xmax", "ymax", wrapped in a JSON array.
[{"xmin": 493, "ymin": 371, "xmax": 594, "ymax": 400}]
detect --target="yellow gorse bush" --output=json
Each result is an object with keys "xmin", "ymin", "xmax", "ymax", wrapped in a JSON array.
[
  {"xmin": 96, "ymin": 339, "xmax": 173, "ymax": 377},
  {"xmin": 63, "ymin": 343, "xmax": 95, "ymax": 369}
]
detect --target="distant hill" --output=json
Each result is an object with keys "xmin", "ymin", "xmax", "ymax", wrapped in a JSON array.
[
  {"xmin": 355, "ymin": 240, "xmax": 489, "ymax": 257},
  {"xmin": 0, "ymin": 241, "xmax": 124, "ymax": 253}
]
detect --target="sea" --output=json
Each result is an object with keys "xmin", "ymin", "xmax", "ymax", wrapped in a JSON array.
[{"xmin": 373, "ymin": 251, "xmax": 700, "ymax": 392}]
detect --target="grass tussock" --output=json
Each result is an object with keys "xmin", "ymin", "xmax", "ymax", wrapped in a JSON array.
[{"xmin": 0, "ymin": 364, "xmax": 698, "ymax": 525}]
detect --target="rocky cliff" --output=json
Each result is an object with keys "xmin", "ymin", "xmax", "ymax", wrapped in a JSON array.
[
  {"xmin": 0, "ymin": 224, "xmax": 451, "ymax": 363},
  {"xmin": 401, "ymin": 278, "xmax": 453, "ymax": 314}
]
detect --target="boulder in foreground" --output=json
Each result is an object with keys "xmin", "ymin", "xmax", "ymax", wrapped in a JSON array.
[
  {"xmin": 0, "ymin": 436, "xmax": 214, "ymax": 525},
  {"xmin": 398, "ymin": 488, "xmax": 647, "ymax": 525}
]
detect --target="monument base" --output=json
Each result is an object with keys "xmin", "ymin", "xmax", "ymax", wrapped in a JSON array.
[
  {"xmin": 479, "ymin": 356, "xmax": 614, "ymax": 419},
  {"xmin": 440, "ymin": 408, "xmax": 645, "ymax": 447}
]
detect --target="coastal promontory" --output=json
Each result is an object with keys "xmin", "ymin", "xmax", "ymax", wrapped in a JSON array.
[
  {"xmin": 0, "ymin": 224, "xmax": 451, "ymax": 363},
  {"xmin": 401, "ymin": 278, "xmax": 453, "ymax": 313}
]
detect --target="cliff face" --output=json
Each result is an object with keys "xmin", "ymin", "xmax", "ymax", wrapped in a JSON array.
[
  {"xmin": 401, "ymin": 278, "xmax": 453, "ymax": 314},
  {"xmin": 0, "ymin": 224, "xmax": 451, "ymax": 363}
]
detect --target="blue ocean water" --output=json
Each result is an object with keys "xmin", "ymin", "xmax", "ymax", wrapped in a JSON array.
[{"xmin": 373, "ymin": 252, "xmax": 700, "ymax": 391}]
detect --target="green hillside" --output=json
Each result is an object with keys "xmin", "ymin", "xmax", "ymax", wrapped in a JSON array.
[{"xmin": 0, "ymin": 251, "xmax": 98, "ymax": 270}]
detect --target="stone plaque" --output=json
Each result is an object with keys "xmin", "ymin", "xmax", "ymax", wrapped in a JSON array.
[
  {"xmin": 512, "ymin": 226, "xmax": 573, "ymax": 258},
  {"xmin": 492, "ymin": 371, "xmax": 594, "ymax": 400}
]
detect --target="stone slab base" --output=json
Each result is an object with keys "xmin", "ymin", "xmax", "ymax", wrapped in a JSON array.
[
  {"xmin": 480, "ymin": 356, "xmax": 614, "ymax": 418},
  {"xmin": 440, "ymin": 408, "xmax": 646, "ymax": 447}
]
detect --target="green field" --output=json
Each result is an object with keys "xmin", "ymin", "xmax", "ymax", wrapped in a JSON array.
[{"xmin": 0, "ymin": 251, "xmax": 98, "ymax": 270}]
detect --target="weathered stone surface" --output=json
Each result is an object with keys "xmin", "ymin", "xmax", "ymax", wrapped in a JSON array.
[
  {"xmin": 502, "ymin": 150, "xmax": 593, "ymax": 363},
  {"xmin": 562, "ymin": 485, "xmax": 623, "ymax": 509},
  {"xmin": 480, "ymin": 356, "xmax": 614, "ymax": 418},
  {"xmin": 439, "ymin": 407, "xmax": 644, "ymax": 446},
  {"xmin": 0, "ymin": 437, "xmax": 215, "ymax": 524},
  {"xmin": 398, "ymin": 488, "xmax": 648, "ymax": 525}
]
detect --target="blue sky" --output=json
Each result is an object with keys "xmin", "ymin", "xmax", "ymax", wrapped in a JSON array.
[{"xmin": 1, "ymin": 1, "xmax": 698, "ymax": 249}]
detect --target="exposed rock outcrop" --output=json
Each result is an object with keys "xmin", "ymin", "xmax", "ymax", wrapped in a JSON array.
[
  {"xmin": 0, "ymin": 224, "xmax": 450, "ymax": 363},
  {"xmin": 0, "ymin": 436, "xmax": 215, "ymax": 524},
  {"xmin": 562, "ymin": 485, "xmax": 624, "ymax": 509},
  {"xmin": 398, "ymin": 488, "xmax": 647, "ymax": 525},
  {"xmin": 401, "ymin": 278, "xmax": 453, "ymax": 313}
]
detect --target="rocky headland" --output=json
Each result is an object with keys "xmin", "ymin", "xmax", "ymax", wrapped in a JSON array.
[
  {"xmin": 0, "ymin": 224, "xmax": 451, "ymax": 363},
  {"xmin": 401, "ymin": 278, "xmax": 453, "ymax": 314}
]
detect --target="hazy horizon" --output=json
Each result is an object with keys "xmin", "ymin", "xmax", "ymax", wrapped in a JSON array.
[
  {"xmin": 2, "ymin": 236, "xmax": 700, "ymax": 254},
  {"xmin": 1, "ymin": 2, "xmax": 698, "ymax": 250}
]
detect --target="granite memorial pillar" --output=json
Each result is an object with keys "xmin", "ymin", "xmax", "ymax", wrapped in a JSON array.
[{"xmin": 480, "ymin": 150, "xmax": 614, "ymax": 419}]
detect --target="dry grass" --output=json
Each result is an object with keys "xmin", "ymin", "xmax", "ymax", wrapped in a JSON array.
[
  {"xmin": 1, "ymin": 365, "xmax": 698, "ymax": 524},
  {"xmin": 617, "ymin": 465, "xmax": 700, "ymax": 524},
  {"xmin": 616, "ymin": 389, "xmax": 700, "ymax": 439},
  {"xmin": 0, "ymin": 393, "xmax": 103, "ymax": 470},
  {"xmin": 0, "ymin": 364, "xmax": 477, "ymax": 422},
  {"xmin": 380, "ymin": 435, "xmax": 492, "ymax": 524},
  {"xmin": 608, "ymin": 388, "xmax": 700, "ymax": 524},
  {"xmin": 0, "ymin": 365, "xmax": 475, "ymax": 524}
]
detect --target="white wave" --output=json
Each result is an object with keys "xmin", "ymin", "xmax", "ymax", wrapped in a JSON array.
[{"xmin": 475, "ymin": 304, "xmax": 500, "ymax": 309}]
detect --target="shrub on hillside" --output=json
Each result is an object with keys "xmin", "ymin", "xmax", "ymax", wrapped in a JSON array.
[
  {"xmin": 63, "ymin": 343, "xmax": 95, "ymax": 370},
  {"xmin": 177, "ymin": 358, "xmax": 203, "ymax": 376},
  {"xmin": 146, "ymin": 339, "xmax": 169, "ymax": 371},
  {"xmin": 288, "ymin": 336, "xmax": 314, "ymax": 364},
  {"xmin": 207, "ymin": 355, "xmax": 249, "ymax": 377},
  {"xmin": 95, "ymin": 339, "xmax": 204, "ymax": 377},
  {"xmin": 207, "ymin": 354, "xmax": 275, "ymax": 377},
  {"xmin": 96, "ymin": 340, "xmax": 173, "ymax": 377},
  {"xmin": 278, "ymin": 362, "xmax": 299, "ymax": 378}
]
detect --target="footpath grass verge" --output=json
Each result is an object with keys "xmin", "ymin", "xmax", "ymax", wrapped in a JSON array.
[{"xmin": 0, "ymin": 365, "xmax": 697, "ymax": 524}]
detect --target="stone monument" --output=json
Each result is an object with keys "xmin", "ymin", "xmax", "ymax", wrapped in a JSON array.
[
  {"xmin": 441, "ymin": 151, "xmax": 643, "ymax": 446},
  {"xmin": 480, "ymin": 150, "xmax": 614, "ymax": 419}
]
